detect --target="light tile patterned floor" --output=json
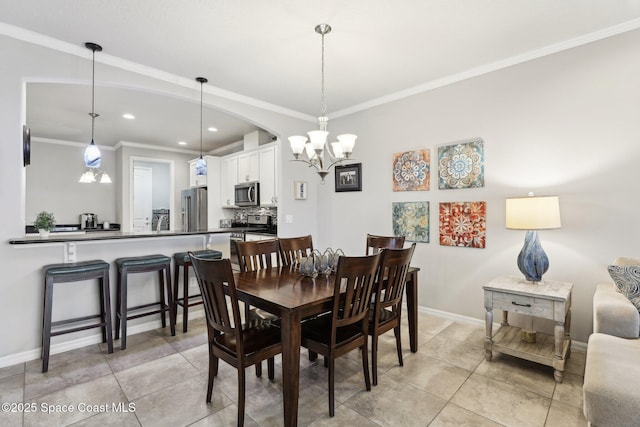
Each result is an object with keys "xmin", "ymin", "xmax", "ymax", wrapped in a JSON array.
[{"xmin": 0, "ymin": 312, "xmax": 587, "ymax": 426}]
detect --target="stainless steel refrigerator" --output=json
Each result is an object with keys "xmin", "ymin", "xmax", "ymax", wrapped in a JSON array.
[{"xmin": 181, "ymin": 188, "xmax": 207, "ymax": 231}]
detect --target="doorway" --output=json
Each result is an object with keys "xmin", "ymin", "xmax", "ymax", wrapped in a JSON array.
[{"xmin": 129, "ymin": 157, "xmax": 175, "ymax": 232}]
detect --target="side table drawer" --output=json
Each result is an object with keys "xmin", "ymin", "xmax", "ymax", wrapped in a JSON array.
[{"xmin": 491, "ymin": 292, "xmax": 554, "ymax": 318}]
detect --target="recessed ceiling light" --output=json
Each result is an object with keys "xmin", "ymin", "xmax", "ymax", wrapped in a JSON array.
[
  {"xmin": 207, "ymin": 127, "xmax": 218, "ymax": 132},
  {"xmin": 122, "ymin": 113, "xmax": 135, "ymax": 120},
  {"xmin": 178, "ymin": 141, "xmax": 187, "ymax": 145}
]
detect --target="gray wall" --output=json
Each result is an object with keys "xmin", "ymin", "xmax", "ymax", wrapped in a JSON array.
[{"xmin": 323, "ymin": 28, "xmax": 640, "ymax": 343}]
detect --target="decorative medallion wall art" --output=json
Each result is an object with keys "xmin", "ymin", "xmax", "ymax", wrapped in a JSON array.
[
  {"xmin": 392, "ymin": 149, "xmax": 430, "ymax": 191},
  {"xmin": 392, "ymin": 201, "xmax": 429, "ymax": 243},
  {"xmin": 439, "ymin": 201, "xmax": 486, "ymax": 248},
  {"xmin": 438, "ymin": 139, "xmax": 484, "ymax": 190}
]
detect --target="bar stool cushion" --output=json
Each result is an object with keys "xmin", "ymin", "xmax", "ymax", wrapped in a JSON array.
[
  {"xmin": 174, "ymin": 249, "xmax": 222, "ymax": 265},
  {"xmin": 116, "ymin": 254, "xmax": 171, "ymax": 268},
  {"xmin": 44, "ymin": 260, "xmax": 109, "ymax": 276}
]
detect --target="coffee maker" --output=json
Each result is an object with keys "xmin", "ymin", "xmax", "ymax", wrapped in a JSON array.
[{"xmin": 80, "ymin": 213, "xmax": 98, "ymax": 230}]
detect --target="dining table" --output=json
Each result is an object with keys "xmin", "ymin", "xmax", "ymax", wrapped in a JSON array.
[{"xmin": 233, "ymin": 265, "xmax": 420, "ymax": 426}]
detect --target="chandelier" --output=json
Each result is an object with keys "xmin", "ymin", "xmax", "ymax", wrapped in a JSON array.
[
  {"xmin": 288, "ymin": 24, "xmax": 357, "ymax": 183},
  {"xmin": 79, "ymin": 42, "xmax": 111, "ymax": 184}
]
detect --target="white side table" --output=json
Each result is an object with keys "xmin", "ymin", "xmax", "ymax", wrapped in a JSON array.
[{"xmin": 483, "ymin": 276, "xmax": 573, "ymax": 382}]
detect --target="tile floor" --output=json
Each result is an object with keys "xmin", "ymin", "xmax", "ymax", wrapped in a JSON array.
[{"xmin": 0, "ymin": 311, "xmax": 587, "ymax": 426}]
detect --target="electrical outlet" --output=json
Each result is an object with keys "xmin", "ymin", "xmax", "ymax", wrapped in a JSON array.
[{"xmin": 285, "ymin": 215, "xmax": 293, "ymax": 224}]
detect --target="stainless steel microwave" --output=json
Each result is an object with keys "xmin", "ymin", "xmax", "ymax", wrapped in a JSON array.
[{"xmin": 234, "ymin": 181, "xmax": 260, "ymax": 207}]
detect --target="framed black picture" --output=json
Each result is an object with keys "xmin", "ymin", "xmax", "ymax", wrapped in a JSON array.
[{"xmin": 335, "ymin": 163, "xmax": 362, "ymax": 192}]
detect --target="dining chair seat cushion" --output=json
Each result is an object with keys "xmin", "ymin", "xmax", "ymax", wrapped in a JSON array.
[
  {"xmin": 44, "ymin": 260, "xmax": 109, "ymax": 276},
  {"xmin": 116, "ymin": 254, "xmax": 171, "ymax": 267},
  {"xmin": 174, "ymin": 249, "xmax": 222, "ymax": 265},
  {"xmin": 302, "ymin": 314, "xmax": 365, "ymax": 347},
  {"xmin": 214, "ymin": 322, "xmax": 281, "ymax": 356}
]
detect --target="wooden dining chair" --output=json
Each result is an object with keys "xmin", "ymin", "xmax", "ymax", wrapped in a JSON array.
[
  {"xmin": 236, "ymin": 239, "xmax": 281, "ymax": 272},
  {"xmin": 188, "ymin": 254, "xmax": 282, "ymax": 427},
  {"xmin": 278, "ymin": 235, "xmax": 313, "ymax": 267},
  {"xmin": 235, "ymin": 239, "xmax": 281, "ymax": 376},
  {"xmin": 300, "ymin": 252, "xmax": 383, "ymax": 417},
  {"xmin": 365, "ymin": 233, "xmax": 405, "ymax": 254},
  {"xmin": 369, "ymin": 243, "xmax": 416, "ymax": 385}
]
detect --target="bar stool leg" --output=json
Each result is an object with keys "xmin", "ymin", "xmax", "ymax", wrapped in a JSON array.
[
  {"xmin": 165, "ymin": 264, "xmax": 176, "ymax": 336},
  {"xmin": 172, "ymin": 260, "xmax": 180, "ymax": 331},
  {"xmin": 158, "ymin": 269, "xmax": 167, "ymax": 329},
  {"xmin": 182, "ymin": 263, "xmax": 189, "ymax": 333},
  {"xmin": 119, "ymin": 268, "xmax": 129, "ymax": 350},
  {"xmin": 101, "ymin": 271, "xmax": 114, "ymax": 354},
  {"xmin": 42, "ymin": 276, "xmax": 54, "ymax": 373}
]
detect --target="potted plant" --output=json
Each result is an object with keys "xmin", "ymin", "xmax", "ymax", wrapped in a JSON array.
[{"xmin": 34, "ymin": 211, "xmax": 55, "ymax": 237}]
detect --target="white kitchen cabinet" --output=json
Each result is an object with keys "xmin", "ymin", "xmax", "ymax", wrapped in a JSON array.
[
  {"xmin": 237, "ymin": 152, "xmax": 259, "ymax": 183},
  {"xmin": 188, "ymin": 158, "xmax": 208, "ymax": 187},
  {"xmin": 259, "ymin": 145, "xmax": 278, "ymax": 205},
  {"xmin": 220, "ymin": 156, "xmax": 238, "ymax": 207}
]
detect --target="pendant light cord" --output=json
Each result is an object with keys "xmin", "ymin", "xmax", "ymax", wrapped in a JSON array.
[
  {"xmin": 90, "ymin": 47, "xmax": 96, "ymax": 142},
  {"xmin": 320, "ymin": 30, "xmax": 326, "ymax": 117},
  {"xmin": 200, "ymin": 80, "xmax": 203, "ymax": 158}
]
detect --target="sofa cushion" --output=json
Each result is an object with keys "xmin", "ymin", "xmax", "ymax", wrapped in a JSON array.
[
  {"xmin": 583, "ymin": 333, "xmax": 640, "ymax": 427},
  {"xmin": 608, "ymin": 265, "xmax": 640, "ymax": 312}
]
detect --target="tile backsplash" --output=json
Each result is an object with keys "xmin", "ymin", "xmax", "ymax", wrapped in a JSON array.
[{"xmin": 234, "ymin": 206, "xmax": 277, "ymax": 224}]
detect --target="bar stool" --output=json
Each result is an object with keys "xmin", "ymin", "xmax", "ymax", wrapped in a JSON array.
[
  {"xmin": 172, "ymin": 249, "xmax": 222, "ymax": 332},
  {"xmin": 42, "ymin": 260, "xmax": 113, "ymax": 373},
  {"xmin": 114, "ymin": 254, "xmax": 175, "ymax": 350}
]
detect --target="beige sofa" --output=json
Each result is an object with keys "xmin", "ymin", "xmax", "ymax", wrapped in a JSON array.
[{"xmin": 583, "ymin": 258, "xmax": 640, "ymax": 427}]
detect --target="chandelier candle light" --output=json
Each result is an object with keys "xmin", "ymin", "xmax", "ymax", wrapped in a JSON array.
[
  {"xmin": 288, "ymin": 24, "xmax": 357, "ymax": 183},
  {"xmin": 79, "ymin": 42, "xmax": 111, "ymax": 184},
  {"xmin": 195, "ymin": 77, "xmax": 208, "ymax": 176}
]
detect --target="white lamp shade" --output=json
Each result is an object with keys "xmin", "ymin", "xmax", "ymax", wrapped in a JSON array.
[
  {"xmin": 304, "ymin": 143, "xmax": 317, "ymax": 160},
  {"xmin": 79, "ymin": 170, "xmax": 96, "ymax": 183},
  {"xmin": 337, "ymin": 134, "xmax": 357, "ymax": 154},
  {"xmin": 84, "ymin": 142, "xmax": 101, "ymax": 168},
  {"xmin": 331, "ymin": 142, "xmax": 344, "ymax": 159},
  {"xmin": 506, "ymin": 195, "xmax": 561, "ymax": 230},
  {"xmin": 195, "ymin": 157, "xmax": 207, "ymax": 176},
  {"xmin": 307, "ymin": 130, "xmax": 328, "ymax": 151},
  {"xmin": 288, "ymin": 135, "xmax": 308, "ymax": 155},
  {"xmin": 99, "ymin": 172, "xmax": 112, "ymax": 184}
]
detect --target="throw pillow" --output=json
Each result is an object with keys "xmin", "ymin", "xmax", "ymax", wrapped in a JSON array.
[{"xmin": 608, "ymin": 265, "xmax": 640, "ymax": 312}]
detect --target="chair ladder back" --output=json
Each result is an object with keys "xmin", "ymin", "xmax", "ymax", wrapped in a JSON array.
[
  {"xmin": 189, "ymin": 254, "xmax": 241, "ymax": 337},
  {"xmin": 236, "ymin": 239, "xmax": 280, "ymax": 272},
  {"xmin": 366, "ymin": 233, "xmax": 405, "ymax": 255},
  {"xmin": 279, "ymin": 235, "xmax": 313, "ymax": 266},
  {"xmin": 333, "ymin": 253, "xmax": 382, "ymax": 331},
  {"xmin": 375, "ymin": 244, "xmax": 416, "ymax": 313}
]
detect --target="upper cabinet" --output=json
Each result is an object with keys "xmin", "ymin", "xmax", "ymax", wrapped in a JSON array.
[
  {"xmin": 237, "ymin": 152, "xmax": 259, "ymax": 183},
  {"xmin": 220, "ymin": 156, "xmax": 238, "ymax": 207},
  {"xmin": 219, "ymin": 142, "xmax": 278, "ymax": 207},
  {"xmin": 259, "ymin": 145, "xmax": 278, "ymax": 206}
]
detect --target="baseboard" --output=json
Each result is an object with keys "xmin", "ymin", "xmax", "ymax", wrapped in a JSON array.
[
  {"xmin": 0, "ymin": 310, "xmax": 205, "ymax": 369},
  {"xmin": 418, "ymin": 305, "xmax": 588, "ymax": 352}
]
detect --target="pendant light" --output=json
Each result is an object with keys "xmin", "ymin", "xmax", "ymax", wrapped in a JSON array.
[
  {"xmin": 195, "ymin": 77, "xmax": 208, "ymax": 176},
  {"xmin": 84, "ymin": 42, "xmax": 102, "ymax": 169},
  {"xmin": 288, "ymin": 24, "xmax": 357, "ymax": 183},
  {"xmin": 79, "ymin": 42, "xmax": 111, "ymax": 183}
]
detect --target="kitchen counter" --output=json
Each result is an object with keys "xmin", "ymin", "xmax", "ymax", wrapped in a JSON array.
[{"xmin": 8, "ymin": 228, "xmax": 241, "ymax": 245}]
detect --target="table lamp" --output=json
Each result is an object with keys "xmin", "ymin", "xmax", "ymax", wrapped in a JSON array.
[{"xmin": 505, "ymin": 194, "xmax": 561, "ymax": 283}]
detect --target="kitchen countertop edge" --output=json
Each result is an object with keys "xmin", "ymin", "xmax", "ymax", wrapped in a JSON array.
[{"xmin": 8, "ymin": 228, "xmax": 244, "ymax": 245}]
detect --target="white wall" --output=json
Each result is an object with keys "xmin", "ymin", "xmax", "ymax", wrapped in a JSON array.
[
  {"xmin": 26, "ymin": 140, "xmax": 116, "ymax": 225},
  {"xmin": 0, "ymin": 34, "xmax": 315, "ymax": 364},
  {"xmin": 323, "ymin": 28, "xmax": 640, "ymax": 343}
]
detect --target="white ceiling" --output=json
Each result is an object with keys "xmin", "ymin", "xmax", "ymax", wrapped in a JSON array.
[{"xmin": 3, "ymin": 0, "xmax": 640, "ymax": 152}]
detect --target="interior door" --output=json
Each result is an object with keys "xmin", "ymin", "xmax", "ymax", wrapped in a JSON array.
[{"xmin": 133, "ymin": 166, "xmax": 153, "ymax": 232}]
